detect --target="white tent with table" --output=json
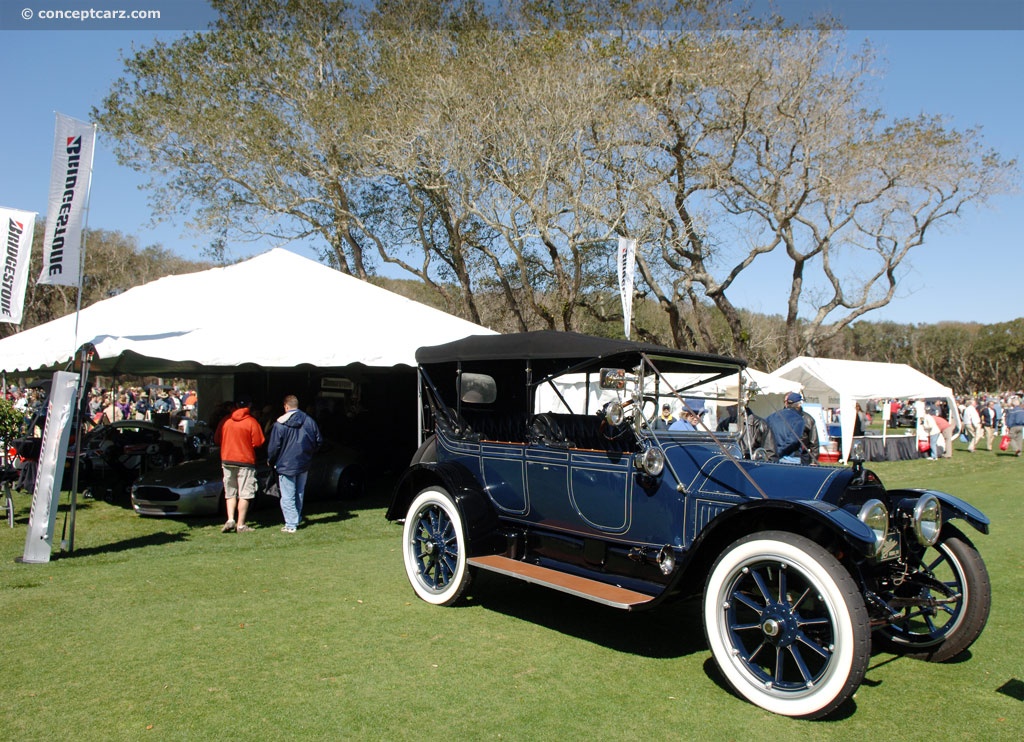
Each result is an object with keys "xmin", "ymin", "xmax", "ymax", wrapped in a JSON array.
[{"xmin": 771, "ymin": 356, "xmax": 958, "ymax": 462}]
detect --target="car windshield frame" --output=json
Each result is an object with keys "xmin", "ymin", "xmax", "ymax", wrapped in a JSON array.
[{"xmin": 416, "ymin": 331, "xmax": 750, "ymax": 441}]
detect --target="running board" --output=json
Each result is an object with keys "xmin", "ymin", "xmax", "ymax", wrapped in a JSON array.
[{"xmin": 468, "ymin": 554, "xmax": 656, "ymax": 610}]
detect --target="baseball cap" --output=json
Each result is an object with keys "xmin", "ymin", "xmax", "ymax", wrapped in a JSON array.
[
  {"xmin": 236, "ymin": 396, "xmax": 252, "ymax": 408},
  {"xmin": 785, "ymin": 392, "xmax": 803, "ymax": 404}
]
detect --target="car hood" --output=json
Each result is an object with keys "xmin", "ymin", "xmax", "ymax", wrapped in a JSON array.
[
  {"xmin": 135, "ymin": 457, "xmax": 225, "ymax": 487},
  {"xmin": 660, "ymin": 442, "xmax": 853, "ymax": 504}
]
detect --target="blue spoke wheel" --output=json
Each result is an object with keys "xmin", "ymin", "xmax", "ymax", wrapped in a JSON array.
[
  {"xmin": 402, "ymin": 487, "xmax": 471, "ymax": 606},
  {"xmin": 704, "ymin": 531, "xmax": 870, "ymax": 719},
  {"xmin": 877, "ymin": 524, "xmax": 990, "ymax": 662}
]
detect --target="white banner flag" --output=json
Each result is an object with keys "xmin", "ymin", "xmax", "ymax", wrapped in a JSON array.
[
  {"xmin": 0, "ymin": 207, "xmax": 36, "ymax": 324},
  {"xmin": 21, "ymin": 371, "xmax": 80, "ymax": 564},
  {"xmin": 617, "ymin": 236, "xmax": 637, "ymax": 339},
  {"xmin": 40, "ymin": 113, "xmax": 95, "ymax": 287}
]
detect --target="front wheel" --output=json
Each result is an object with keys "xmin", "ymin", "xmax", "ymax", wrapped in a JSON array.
[
  {"xmin": 402, "ymin": 487, "xmax": 471, "ymax": 606},
  {"xmin": 703, "ymin": 531, "xmax": 870, "ymax": 719},
  {"xmin": 876, "ymin": 524, "xmax": 991, "ymax": 662}
]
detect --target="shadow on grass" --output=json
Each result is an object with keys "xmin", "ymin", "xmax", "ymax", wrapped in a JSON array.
[
  {"xmin": 54, "ymin": 529, "xmax": 190, "ymax": 559},
  {"xmin": 465, "ymin": 570, "xmax": 707, "ymax": 660},
  {"xmin": 235, "ymin": 498, "xmax": 359, "ymax": 530},
  {"xmin": 339, "ymin": 472, "xmax": 400, "ymax": 513},
  {"xmin": 996, "ymin": 678, "xmax": 1024, "ymax": 702},
  {"xmin": 467, "ymin": 569, "xmax": 888, "ymax": 721},
  {"xmin": 700, "ymin": 656, "xmax": 860, "ymax": 720}
]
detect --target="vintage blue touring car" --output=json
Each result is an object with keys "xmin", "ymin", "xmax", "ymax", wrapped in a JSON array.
[{"xmin": 387, "ymin": 331, "xmax": 991, "ymax": 718}]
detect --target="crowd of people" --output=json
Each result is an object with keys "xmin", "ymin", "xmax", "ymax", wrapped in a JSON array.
[
  {"xmin": 3, "ymin": 380, "xmax": 326, "ymax": 533},
  {"xmin": 953, "ymin": 392, "xmax": 1024, "ymax": 458},
  {"xmin": 82, "ymin": 384, "xmax": 200, "ymax": 433},
  {"xmin": 654, "ymin": 387, "xmax": 1024, "ymax": 465},
  {"xmin": 878, "ymin": 392, "xmax": 1023, "ymax": 461},
  {"xmin": 4, "ymin": 385, "xmax": 49, "ymax": 435}
]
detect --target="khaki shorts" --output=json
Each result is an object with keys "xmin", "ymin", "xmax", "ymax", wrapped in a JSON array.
[{"xmin": 223, "ymin": 465, "xmax": 258, "ymax": 500}]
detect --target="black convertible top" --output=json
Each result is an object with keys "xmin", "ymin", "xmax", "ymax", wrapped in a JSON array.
[{"xmin": 416, "ymin": 331, "xmax": 744, "ymax": 374}]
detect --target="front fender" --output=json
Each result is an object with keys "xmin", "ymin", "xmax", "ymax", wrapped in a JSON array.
[
  {"xmin": 695, "ymin": 498, "xmax": 879, "ymax": 558},
  {"xmin": 386, "ymin": 461, "xmax": 500, "ymax": 552},
  {"xmin": 887, "ymin": 488, "xmax": 990, "ymax": 535}
]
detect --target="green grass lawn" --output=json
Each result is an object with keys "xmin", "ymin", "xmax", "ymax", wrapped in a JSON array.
[{"xmin": 2, "ymin": 444, "xmax": 1022, "ymax": 740}]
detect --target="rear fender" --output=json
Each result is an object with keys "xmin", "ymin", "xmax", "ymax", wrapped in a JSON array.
[{"xmin": 386, "ymin": 461, "xmax": 499, "ymax": 551}]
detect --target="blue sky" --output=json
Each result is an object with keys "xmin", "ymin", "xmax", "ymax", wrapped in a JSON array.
[{"xmin": 0, "ymin": 11, "xmax": 1021, "ymax": 326}]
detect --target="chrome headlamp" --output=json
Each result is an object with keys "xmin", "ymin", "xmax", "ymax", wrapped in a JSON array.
[
  {"xmin": 912, "ymin": 494, "xmax": 942, "ymax": 546},
  {"xmin": 656, "ymin": 544, "xmax": 676, "ymax": 575},
  {"xmin": 637, "ymin": 445, "xmax": 665, "ymax": 476},
  {"xmin": 605, "ymin": 401, "xmax": 626, "ymax": 427},
  {"xmin": 857, "ymin": 499, "xmax": 889, "ymax": 556}
]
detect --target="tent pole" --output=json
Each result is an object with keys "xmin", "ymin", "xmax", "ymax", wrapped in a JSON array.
[
  {"xmin": 65, "ymin": 345, "xmax": 93, "ymax": 553},
  {"xmin": 3, "ymin": 371, "xmax": 12, "ymax": 528}
]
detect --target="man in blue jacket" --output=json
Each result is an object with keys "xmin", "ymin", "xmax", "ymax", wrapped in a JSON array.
[
  {"xmin": 267, "ymin": 395, "xmax": 323, "ymax": 532},
  {"xmin": 1005, "ymin": 395, "xmax": 1024, "ymax": 458}
]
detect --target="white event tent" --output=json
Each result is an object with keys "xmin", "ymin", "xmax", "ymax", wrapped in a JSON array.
[
  {"xmin": 0, "ymin": 248, "xmax": 495, "ymax": 376},
  {"xmin": 534, "ymin": 366, "xmax": 800, "ymax": 428},
  {"xmin": 772, "ymin": 356, "xmax": 957, "ymax": 461}
]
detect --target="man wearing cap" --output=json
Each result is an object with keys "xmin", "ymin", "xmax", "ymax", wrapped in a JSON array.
[
  {"xmin": 766, "ymin": 392, "xmax": 819, "ymax": 465},
  {"xmin": 214, "ymin": 397, "xmax": 265, "ymax": 532},
  {"xmin": 653, "ymin": 403, "xmax": 677, "ymax": 430},
  {"xmin": 152, "ymin": 389, "xmax": 173, "ymax": 414}
]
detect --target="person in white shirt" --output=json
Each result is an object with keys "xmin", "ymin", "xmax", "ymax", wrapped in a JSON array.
[{"xmin": 962, "ymin": 398, "xmax": 983, "ymax": 453}]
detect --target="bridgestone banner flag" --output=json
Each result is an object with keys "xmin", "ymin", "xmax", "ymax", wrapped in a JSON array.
[
  {"xmin": 40, "ymin": 113, "xmax": 95, "ymax": 286},
  {"xmin": 0, "ymin": 207, "xmax": 36, "ymax": 324},
  {"xmin": 21, "ymin": 371, "xmax": 79, "ymax": 564},
  {"xmin": 617, "ymin": 236, "xmax": 637, "ymax": 340}
]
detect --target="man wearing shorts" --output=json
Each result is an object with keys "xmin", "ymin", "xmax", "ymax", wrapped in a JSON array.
[{"xmin": 214, "ymin": 397, "xmax": 265, "ymax": 532}]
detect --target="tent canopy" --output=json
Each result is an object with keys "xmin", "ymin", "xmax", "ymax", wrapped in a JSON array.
[
  {"xmin": 0, "ymin": 249, "xmax": 495, "ymax": 375},
  {"xmin": 772, "ymin": 356, "xmax": 957, "ymax": 461}
]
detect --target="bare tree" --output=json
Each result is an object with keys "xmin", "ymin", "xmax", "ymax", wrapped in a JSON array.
[
  {"xmin": 95, "ymin": 0, "xmax": 1017, "ymax": 354},
  {"xmin": 96, "ymin": 0, "xmax": 382, "ymax": 277},
  {"xmin": 610, "ymin": 29, "xmax": 1017, "ymax": 357}
]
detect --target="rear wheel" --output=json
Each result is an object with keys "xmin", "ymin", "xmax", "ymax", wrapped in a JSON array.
[
  {"xmin": 335, "ymin": 466, "xmax": 365, "ymax": 500},
  {"xmin": 402, "ymin": 487, "xmax": 471, "ymax": 606},
  {"xmin": 877, "ymin": 524, "xmax": 990, "ymax": 662},
  {"xmin": 704, "ymin": 530, "xmax": 870, "ymax": 719}
]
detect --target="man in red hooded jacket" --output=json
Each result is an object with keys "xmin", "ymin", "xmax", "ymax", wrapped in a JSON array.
[{"xmin": 214, "ymin": 397, "xmax": 265, "ymax": 532}]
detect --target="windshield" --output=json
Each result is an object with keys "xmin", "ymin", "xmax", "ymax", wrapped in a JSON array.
[{"xmin": 532, "ymin": 353, "xmax": 748, "ymax": 437}]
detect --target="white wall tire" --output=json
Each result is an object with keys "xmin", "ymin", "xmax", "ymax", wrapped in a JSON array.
[
  {"xmin": 877, "ymin": 525, "xmax": 991, "ymax": 662},
  {"xmin": 703, "ymin": 531, "xmax": 870, "ymax": 719},
  {"xmin": 402, "ymin": 487, "xmax": 471, "ymax": 606}
]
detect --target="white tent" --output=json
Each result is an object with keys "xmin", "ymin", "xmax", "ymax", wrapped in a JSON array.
[
  {"xmin": 0, "ymin": 248, "xmax": 495, "ymax": 375},
  {"xmin": 772, "ymin": 356, "xmax": 958, "ymax": 461},
  {"xmin": 533, "ymin": 367, "xmax": 800, "ymax": 429},
  {"xmin": 718, "ymin": 367, "xmax": 801, "ymax": 420}
]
